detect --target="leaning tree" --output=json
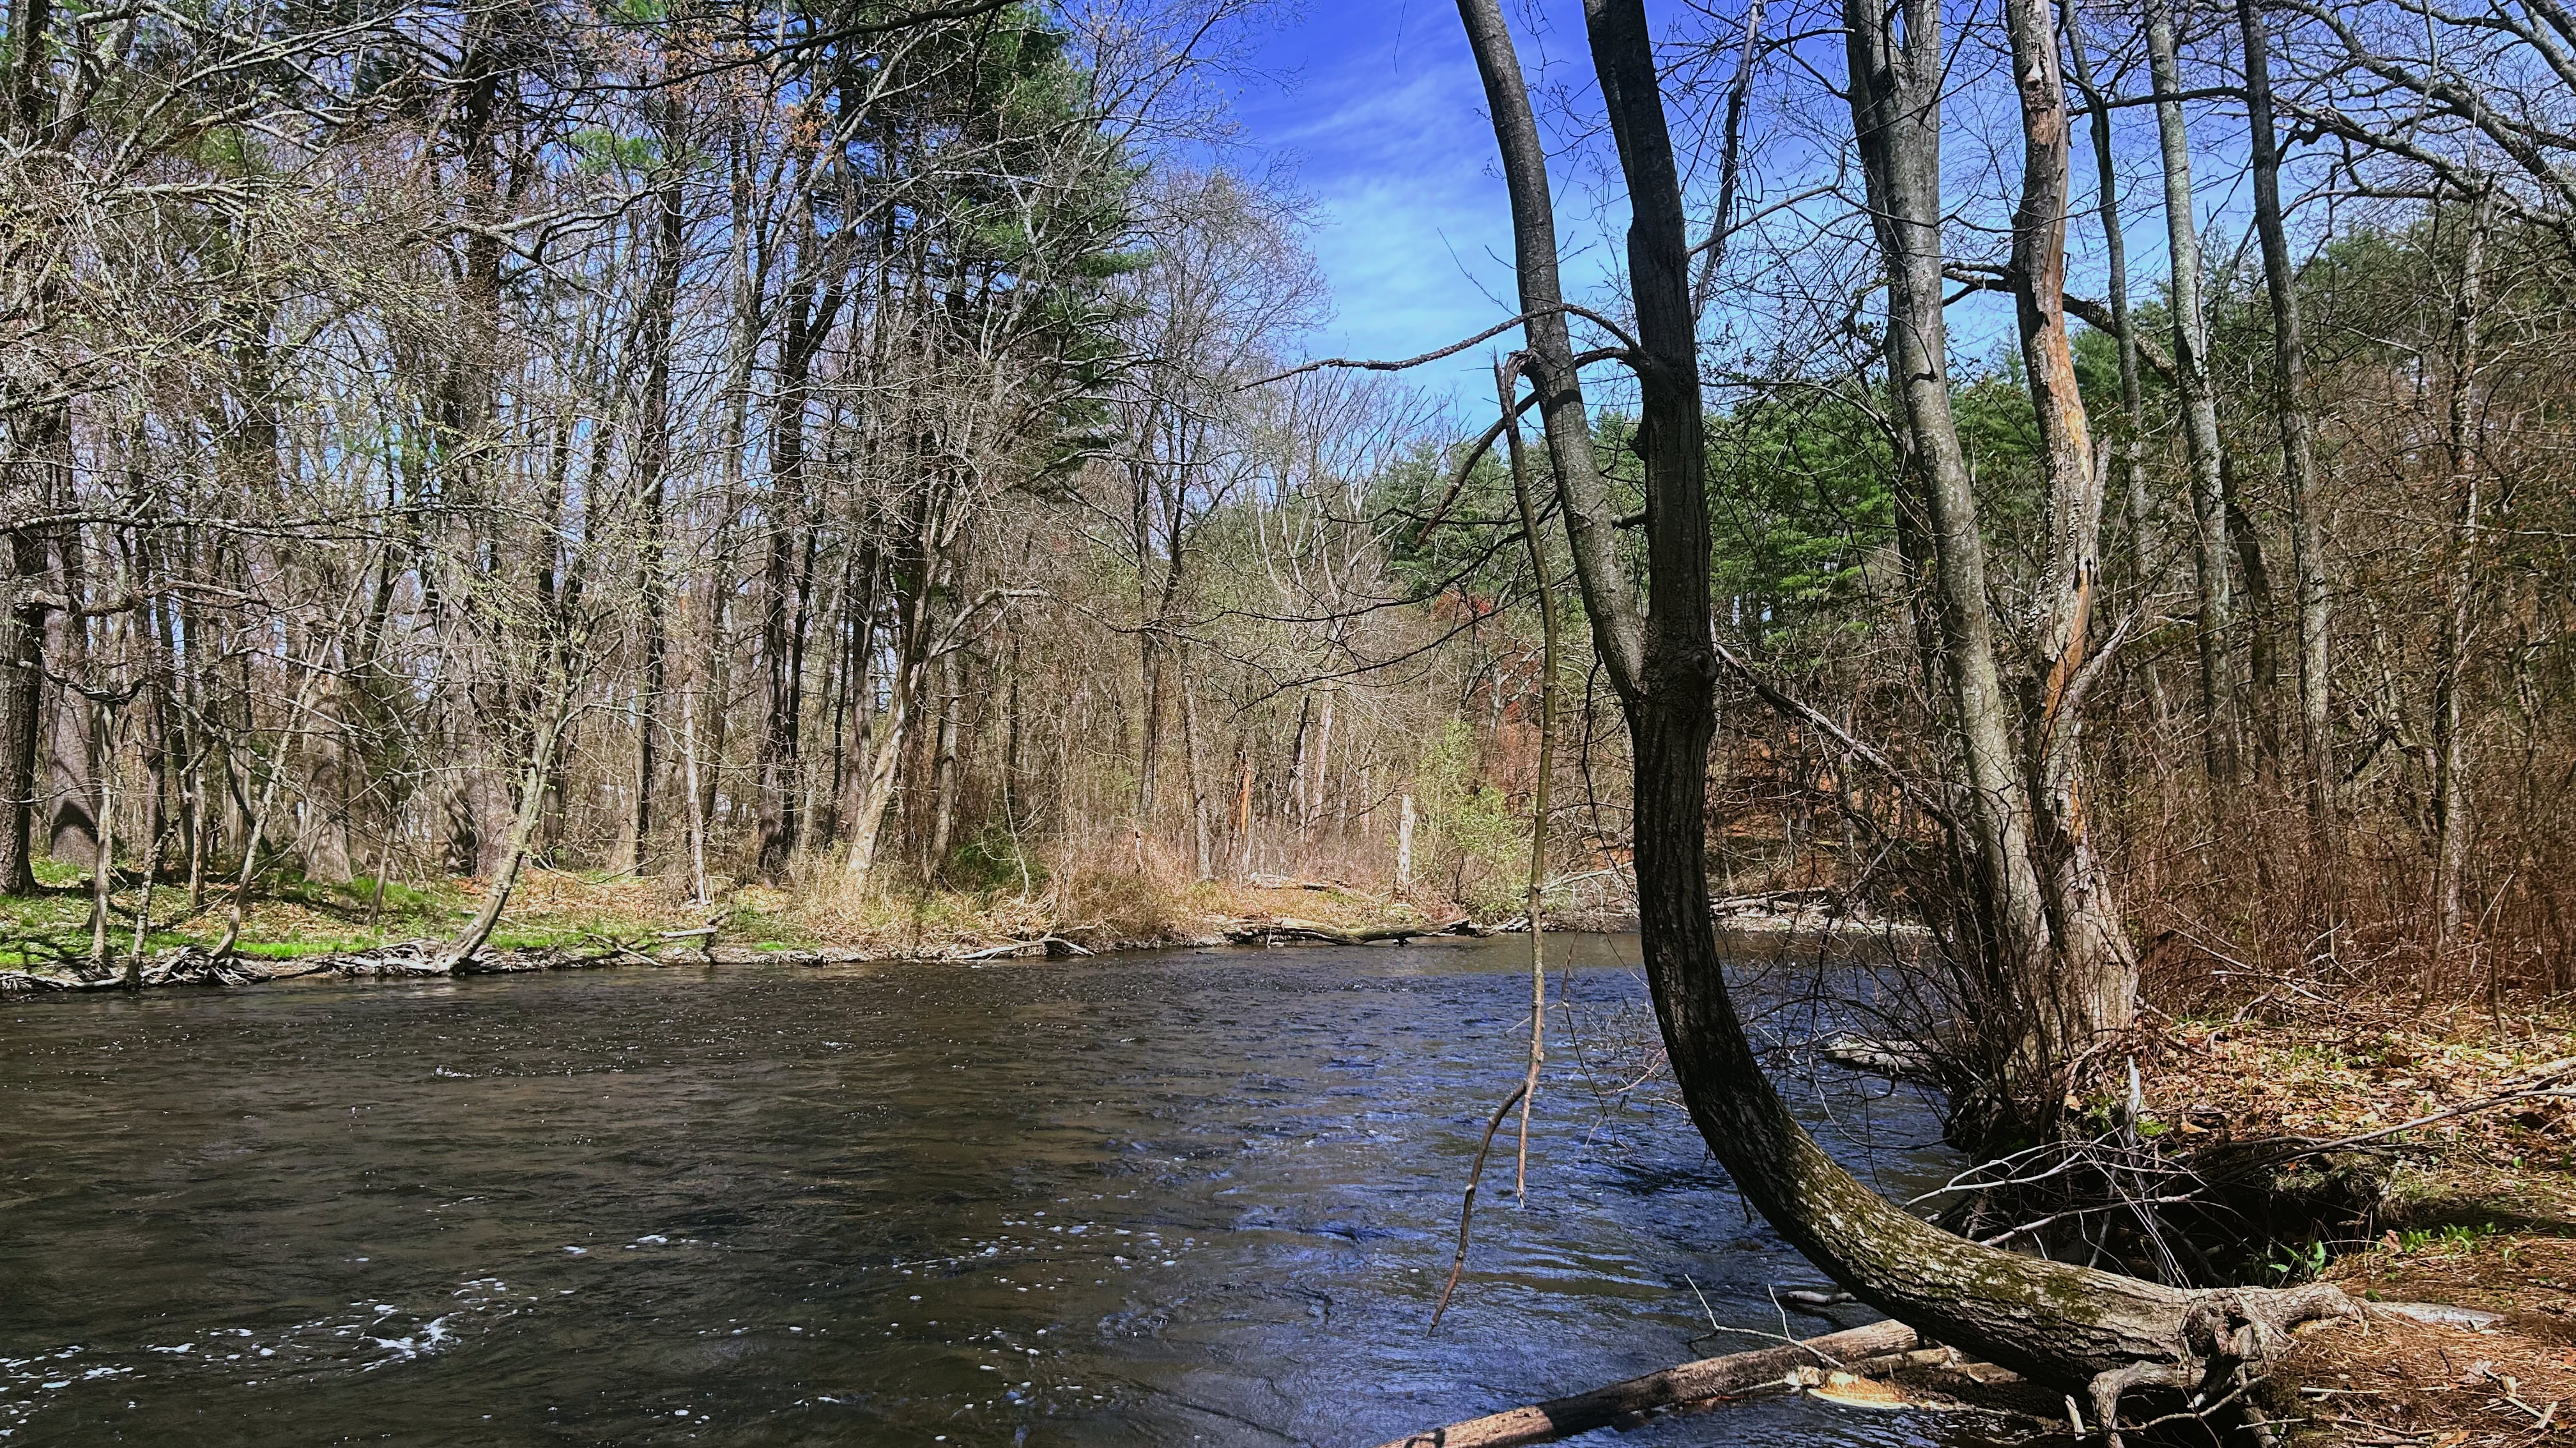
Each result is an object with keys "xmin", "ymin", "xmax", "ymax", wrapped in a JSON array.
[{"xmin": 1442, "ymin": 0, "xmax": 2350, "ymax": 1428}]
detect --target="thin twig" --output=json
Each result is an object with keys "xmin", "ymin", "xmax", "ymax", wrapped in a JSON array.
[
  {"xmin": 1429, "ymin": 1080, "xmax": 1531, "ymax": 1335},
  {"xmin": 1240, "ymin": 305, "xmax": 1641, "ymax": 390}
]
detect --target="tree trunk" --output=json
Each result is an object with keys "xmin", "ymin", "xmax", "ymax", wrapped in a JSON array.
[
  {"xmin": 1284, "ymin": 690, "xmax": 1311, "ymax": 849},
  {"xmin": 0, "ymin": 543, "xmax": 47, "ymax": 894},
  {"xmin": 1453, "ymin": 0, "xmax": 2347, "ymax": 1413},
  {"xmin": 2002, "ymin": 0, "xmax": 2136, "ymax": 1062},
  {"xmin": 2143, "ymin": 0, "xmax": 2241, "ymax": 796},
  {"xmin": 2225, "ymin": 457, "xmax": 2285, "ymax": 780},
  {"xmin": 926, "ymin": 647, "xmax": 962, "ymax": 875},
  {"xmin": 2062, "ymin": 0, "xmax": 2165, "ymax": 737},
  {"xmin": 1395, "ymin": 792, "xmax": 1414, "ymax": 893},
  {"xmin": 1180, "ymin": 654, "xmax": 1212, "ymax": 879},
  {"xmin": 1138, "ymin": 630, "xmax": 1163, "ymax": 845},
  {"xmin": 622, "ymin": 115, "xmax": 686, "ymax": 875},
  {"xmin": 1844, "ymin": 0, "xmax": 2058, "ymax": 1069},
  {"xmin": 756, "ymin": 369, "xmax": 810, "ymax": 881},
  {"xmin": 2432, "ymin": 185, "xmax": 2492, "ymax": 948},
  {"xmin": 843, "ymin": 586, "xmax": 926, "ymax": 886},
  {"xmin": 1308, "ymin": 684, "xmax": 1336, "ymax": 848},
  {"xmin": 0, "ymin": 396, "xmax": 67, "ymax": 894},
  {"xmin": 45, "ymin": 547, "xmax": 96, "ymax": 868},
  {"xmin": 441, "ymin": 701, "xmax": 574, "ymax": 968},
  {"xmin": 2237, "ymin": 0, "xmax": 2334, "ymax": 839}
]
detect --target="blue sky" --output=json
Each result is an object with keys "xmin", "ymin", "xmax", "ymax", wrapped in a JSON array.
[
  {"xmin": 1219, "ymin": 0, "xmax": 1606, "ymax": 407},
  {"xmin": 1201, "ymin": 0, "xmax": 2288, "ymax": 415}
]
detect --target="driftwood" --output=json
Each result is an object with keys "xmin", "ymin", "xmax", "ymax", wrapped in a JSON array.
[
  {"xmin": 1225, "ymin": 916, "xmax": 1472, "ymax": 946},
  {"xmin": 1370, "ymin": 1318, "xmax": 1920, "ymax": 1448},
  {"xmin": 659, "ymin": 925, "xmax": 719, "ymax": 962},
  {"xmin": 1820, "ymin": 1032, "xmax": 1942, "ymax": 1083},
  {"xmin": 955, "ymin": 934, "xmax": 1094, "ymax": 960}
]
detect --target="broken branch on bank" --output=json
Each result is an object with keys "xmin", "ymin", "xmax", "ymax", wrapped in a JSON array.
[{"xmin": 1372, "ymin": 1318, "xmax": 1921, "ymax": 1447}]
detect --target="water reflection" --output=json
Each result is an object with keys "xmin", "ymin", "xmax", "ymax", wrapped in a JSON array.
[{"xmin": 2, "ymin": 936, "xmax": 1965, "ymax": 1447}]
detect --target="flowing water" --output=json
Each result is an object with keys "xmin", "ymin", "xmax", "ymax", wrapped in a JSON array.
[{"xmin": 1, "ymin": 935, "xmax": 1967, "ymax": 1447}]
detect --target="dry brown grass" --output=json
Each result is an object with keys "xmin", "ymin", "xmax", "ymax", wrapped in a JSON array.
[
  {"xmin": 2273, "ymin": 1236, "xmax": 2576, "ymax": 1445},
  {"xmin": 2131, "ymin": 1008, "xmax": 2576, "ymax": 1166}
]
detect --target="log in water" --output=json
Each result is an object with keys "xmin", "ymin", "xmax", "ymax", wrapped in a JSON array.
[{"xmin": 0, "ymin": 936, "xmax": 1961, "ymax": 1446}]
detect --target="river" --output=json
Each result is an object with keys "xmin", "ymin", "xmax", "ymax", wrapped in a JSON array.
[{"xmin": 2, "ymin": 935, "xmax": 1968, "ymax": 1447}]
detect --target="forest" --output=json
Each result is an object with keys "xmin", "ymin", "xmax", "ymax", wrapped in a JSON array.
[
  {"xmin": 0, "ymin": 0, "xmax": 2566, "ymax": 992},
  {"xmin": 3, "ymin": 0, "xmax": 2575, "ymax": 1438}
]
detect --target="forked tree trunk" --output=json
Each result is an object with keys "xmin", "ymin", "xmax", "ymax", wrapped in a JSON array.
[
  {"xmin": 2000, "ymin": 0, "xmax": 2136, "ymax": 1066},
  {"xmin": 843, "ymin": 582, "xmax": 929, "ymax": 887},
  {"xmin": 1453, "ymin": 0, "xmax": 2345, "ymax": 1414},
  {"xmin": 1844, "ymin": 0, "xmax": 2076, "ymax": 1082}
]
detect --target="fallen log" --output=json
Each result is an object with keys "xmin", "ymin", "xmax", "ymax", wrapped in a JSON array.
[
  {"xmin": 1225, "ymin": 916, "xmax": 1470, "ymax": 946},
  {"xmin": 1820, "ymin": 1032, "xmax": 1942, "ymax": 1083},
  {"xmin": 1369, "ymin": 1318, "xmax": 1919, "ymax": 1448},
  {"xmin": 954, "ymin": 934, "xmax": 1094, "ymax": 960}
]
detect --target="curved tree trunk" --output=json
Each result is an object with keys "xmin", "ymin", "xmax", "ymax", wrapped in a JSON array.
[{"xmin": 1452, "ymin": 0, "xmax": 2345, "ymax": 1413}]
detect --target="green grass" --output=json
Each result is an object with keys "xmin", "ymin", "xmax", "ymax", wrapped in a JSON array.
[{"xmin": 229, "ymin": 939, "xmax": 378, "ymax": 960}]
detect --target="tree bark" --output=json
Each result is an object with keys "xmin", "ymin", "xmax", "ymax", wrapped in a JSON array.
[
  {"xmin": 0, "ymin": 543, "xmax": 49, "ymax": 894},
  {"xmin": 622, "ymin": 95, "xmax": 687, "ymax": 874},
  {"xmin": 926, "ymin": 646, "xmax": 962, "ymax": 874},
  {"xmin": 1372, "ymin": 1320, "xmax": 1918, "ymax": 1448},
  {"xmin": 756, "ymin": 176, "xmax": 844, "ymax": 882},
  {"xmin": 2002, "ymin": 0, "xmax": 2137, "ymax": 1063},
  {"xmin": 1845, "ymin": 0, "xmax": 2060, "ymax": 1075},
  {"xmin": 441, "ymin": 697, "xmax": 575, "ymax": 969},
  {"xmin": 2062, "ymin": 0, "xmax": 2166, "ymax": 736},
  {"xmin": 2143, "ymin": 0, "xmax": 2242, "ymax": 797},
  {"xmin": 1179, "ymin": 652, "xmax": 1212, "ymax": 879},
  {"xmin": 2432, "ymin": 185, "xmax": 2493, "ymax": 948},
  {"xmin": 0, "ymin": 396, "xmax": 67, "ymax": 894},
  {"xmin": 2237, "ymin": 0, "xmax": 2334, "ymax": 838},
  {"xmin": 842, "ymin": 567, "xmax": 928, "ymax": 886}
]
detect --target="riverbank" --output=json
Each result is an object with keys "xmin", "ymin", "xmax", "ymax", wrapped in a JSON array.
[{"xmin": 0, "ymin": 865, "xmax": 1544, "ymax": 994}]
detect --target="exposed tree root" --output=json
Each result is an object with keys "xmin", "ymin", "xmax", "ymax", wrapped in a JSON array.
[{"xmin": 2084, "ymin": 1282, "xmax": 2355, "ymax": 1447}]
